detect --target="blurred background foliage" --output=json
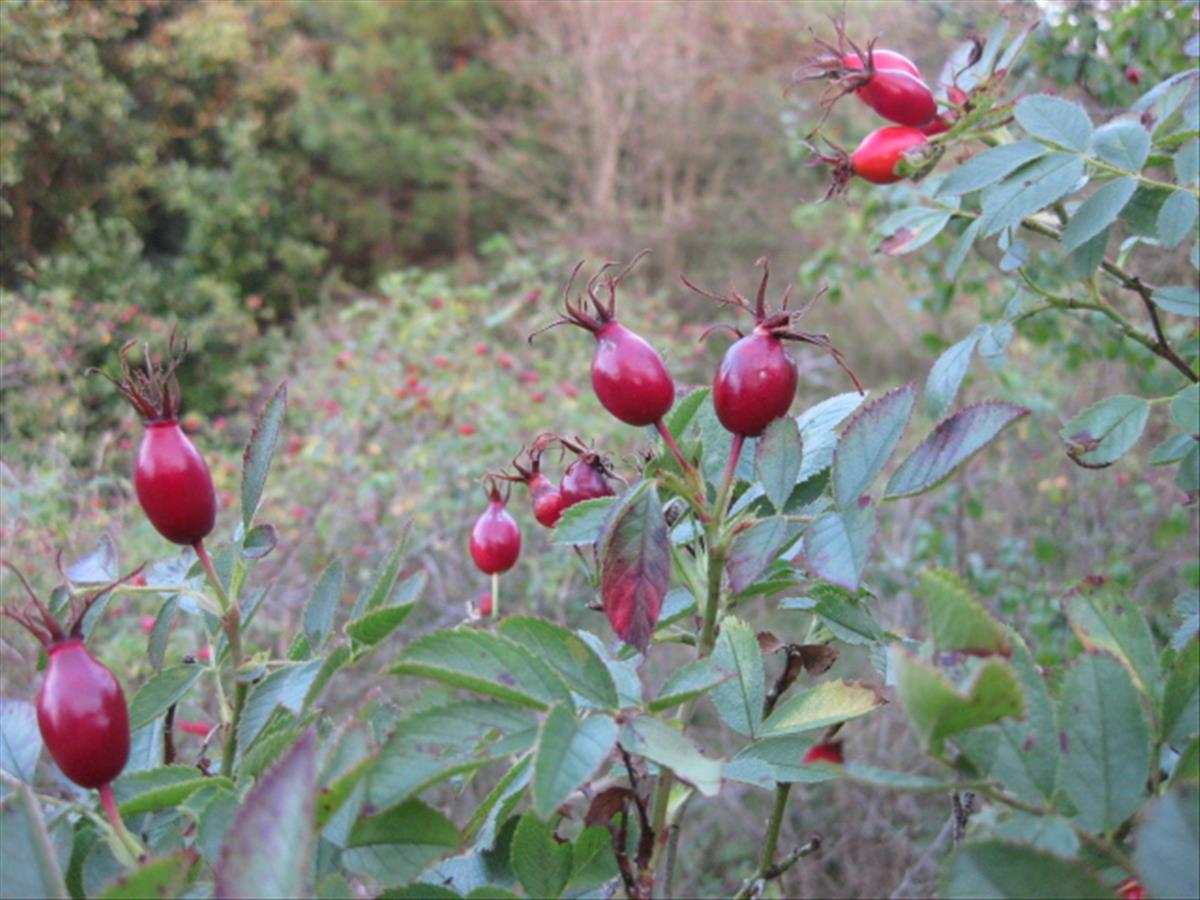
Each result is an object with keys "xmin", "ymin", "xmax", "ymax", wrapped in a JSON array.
[{"xmin": 1, "ymin": 1, "xmax": 1197, "ymax": 897}]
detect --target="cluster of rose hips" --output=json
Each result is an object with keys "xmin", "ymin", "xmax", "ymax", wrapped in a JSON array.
[
  {"xmin": 466, "ymin": 251, "xmax": 861, "ymax": 623},
  {"xmin": 794, "ymin": 23, "xmax": 967, "ymax": 194}
]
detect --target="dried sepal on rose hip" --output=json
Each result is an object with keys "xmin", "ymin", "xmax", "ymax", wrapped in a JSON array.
[
  {"xmin": 1, "ymin": 561, "xmax": 144, "ymax": 790},
  {"xmin": 530, "ymin": 251, "xmax": 675, "ymax": 428},
  {"xmin": 469, "ymin": 476, "xmax": 522, "ymax": 576},
  {"xmin": 682, "ymin": 258, "xmax": 863, "ymax": 438},
  {"xmin": 793, "ymin": 21, "xmax": 937, "ymax": 129},
  {"xmin": 93, "ymin": 335, "xmax": 216, "ymax": 548}
]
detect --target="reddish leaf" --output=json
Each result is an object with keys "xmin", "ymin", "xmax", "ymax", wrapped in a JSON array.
[
  {"xmin": 597, "ymin": 483, "xmax": 670, "ymax": 653},
  {"xmin": 585, "ymin": 786, "xmax": 633, "ymax": 826}
]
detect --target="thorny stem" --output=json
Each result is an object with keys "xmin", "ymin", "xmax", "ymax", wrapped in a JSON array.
[
  {"xmin": 195, "ymin": 539, "xmax": 247, "ymax": 778},
  {"xmin": 732, "ymin": 835, "xmax": 823, "ymax": 899},
  {"xmin": 98, "ymin": 782, "xmax": 144, "ymax": 862}
]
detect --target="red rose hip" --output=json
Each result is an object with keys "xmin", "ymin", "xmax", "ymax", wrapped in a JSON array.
[
  {"xmin": 470, "ymin": 483, "xmax": 521, "ymax": 575},
  {"xmin": 713, "ymin": 331, "xmax": 799, "ymax": 437}
]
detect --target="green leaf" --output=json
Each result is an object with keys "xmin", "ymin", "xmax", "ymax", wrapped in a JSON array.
[
  {"xmin": 755, "ymin": 417, "xmax": 803, "ymax": 511},
  {"xmin": 1152, "ymin": 286, "xmax": 1200, "ymax": 317},
  {"xmin": 66, "ymin": 533, "xmax": 118, "ymax": 584},
  {"xmin": 1175, "ymin": 137, "xmax": 1199, "ymax": 186},
  {"xmin": 1174, "ymin": 737, "xmax": 1200, "ymax": 786},
  {"xmin": 980, "ymin": 154, "xmax": 1087, "ymax": 237},
  {"xmin": 597, "ymin": 481, "xmax": 670, "ymax": 652},
  {"xmin": 1059, "ymin": 652, "xmax": 1152, "ymax": 834},
  {"xmin": 1172, "ymin": 383, "xmax": 1200, "ymax": 432},
  {"xmin": 532, "ymin": 706, "xmax": 617, "ymax": 819},
  {"xmin": 368, "ymin": 702, "xmax": 536, "ymax": 810},
  {"xmin": 511, "ymin": 812, "xmax": 571, "ymax": 899},
  {"xmin": 918, "ymin": 568, "xmax": 1009, "ymax": 656},
  {"xmin": 938, "ymin": 141, "xmax": 1048, "ymax": 196},
  {"xmin": 804, "ymin": 503, "xmax": 877, "ymax": 593},
  {"xmin": 1061, "ymin": 395, "xmax": 1151, "ymax": 467},
  {"xmin": 1157, "ymin": 189, "xmax": 1199, "ymax": 249},
  {"xmin": 0, "ymin": 699, "xmax": 41, "ymax": 788},
  {"xmin": 649, "ymin": 660, "xmax": 732, "ymax": 713},
  {"xmin": 1179, "ymin": 443, "xmax": 1200, "ymax": 493},
  {"xmin": 551, "ymin": 497, "xmax": 616, "ymax": 547},
  {"xmin": 796, "ymin": 391, "xmax": 868, "ymax": 481},
  {"xmin": 1065, "ymin": 225, "xmax": 1109, "ymax": 277},
  {"xmin": 783, "ymin": 585, "xmax": 884, "ymax": 646},
  {"xmin": 351, "ymin": 539, "xmax": 408, "ymax": 617},
  {"xmin": 464, "ymin": 755, "xmax": 532, "ymax": 848},
  {"xmin": 1062, "ymin": 578, "xmax": 1160, "ymax": 700},
  {"xmin": 833, "ymin": 384, "xmax": 916, "ymax": 508},
  {"xmin": 893, "ymin": 651, "xmax": 1024, "ymax": 750},
  {"xmin": 1014, "ymin": 95, "xmax": 1094, "ymax": 151},
  {"xmin": 760, "ymin": 679, "xmax": 885, "ymax": 737},
  {"xmin": 836, "ymin": 762, "xmax": 976, "ymax": 792},
  {"xmin": 954, "ymin": 632, "xmax": 1059, "ymax": 805},
  {"xmin": 0, "ymin": 781, "xmax": 68, "ymax": 899},
  {"xmin": 886, "ymin": 402, "xmax": 1029, "ymax": 500},
  {"xmin": 345, "ymin": 798, "xmax": 460, "ymax": 888},
  {"xmin": 114, "ymin": 766, "xmax": 233, "ymax": 816},
  {"xmin": 1092, "ymin": 119, "xmax": 1151, "ymax": 170},
  {"xmin": 237, "ymin": 658, "xmax": 324, "ymax": 757},
  {"xmin": 945, "ymin": 218, "xmax": 983, "ymax": 280},
  {"xmin": 215, "ymin": 730, "xmax": 317, "ymax": 898},
  {"xmin": 729, "ymin": 734, "xmax": 830, "ymax": 785},
  {"xmin": 925, "ymin": 329, "xmax": 982, "ymax": 419},
  {"xmin": 879, "ymin": 209, "xmax": 953, "ymax": 256},
  {"xmin": 303, "ymin": 560, "xmax": 343, "ymax": 649},
  {"xmin": 1132, "ymin": 70, "xmax": 1198, "ymax": 132},
  {"xmin": 128, "ymin": 665, "xmax": 203, "ymax": 732},
  {"xmin": 147, "ymin": 596, "xmax": 177, "ymax": 672},
  {"xmin": 1133, "ymin": 788, "xmax": 1200, "ymax": 900},
  {"xmin": 1163, "ymin": 637, "xmax": 1199, "ymax": 748},
  {"xmin": 620, "ymin": 715, "xmax": 722, "ymax": 796},
  {"xmin": 393, "ymin": 629, "xmax": 574, "ymax": 710},
  {"xmin": 97, "ymin": 851, "xmax": 199, "ymax": 899},
  {"xmin": 1151, "ymin": 433, "xmax": 1195, "ymax": 465},
  {"xmin": 665, "ymin": 386, "xmax": 711, "ymax": 438},
  {"xmin": 708, "ymin": 617, "xmax": 765, "ymax": 737},
  {"xmin": 942, "ymin": 840, "xmax": 1111, "ymax": 899},
  {"xmin": 726, "ymin": 516, "xmax": 789, "ymax": 595},
  {"xmin": 240, "ymin": 523, "xmax": 277, "ymax": 560},
  {"xmin": 1061, "ymin": 177, "xmax": 1136, "ymax": 251},
  {"xmin": 497, "ymin": 617, "xmax": 619, "ymax": 710},
  {"xmin": 344, "ymin": 602, "xmax": 414, "ymax": 646},
  {"xmin": 241, "ymin": 381, "xmax": 287, "ymax": 530}
]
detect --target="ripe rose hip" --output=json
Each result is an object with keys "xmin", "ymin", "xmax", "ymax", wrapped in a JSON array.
[
  {"xmin": 533, "ymin": 252, "xmax": 675, "ymax": 427},
  {"xmin": 683, "ymin": 259, "xmax": 862, "ymax": 436},
  {"xmin": 2, "ymin": 564, "xmax": 140, "ymax": 791},
  {"xmin": 501, "ymin": 440, "xmax": 567, "ymax": 528},
  {"xmin": 560, "ymin": 452, "xmax": 615, "ymax": 509},
  {"xmin": 854, "ymin": 67, "xmax": 937, "ymax": 127},
  {"xmin": 850, "ymin": 126, "xmax": 929, "ymax": 184},
  {"xmin": 96, "ymin": 336, "xmax": 216, "ymax": 547},
  {"xmin": 470, "ymin": 482, "xmax": 522, "ymax": 575},
  {"xmin": 842, "ymin": 47, "xmax": 921, "ymax": 79}
]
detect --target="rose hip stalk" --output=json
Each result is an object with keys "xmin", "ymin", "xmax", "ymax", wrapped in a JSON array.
[
  {"xmin": 95, "ymin": 336, "xmax": 216, "ymax": 550},
  {"xmin": 470, "ymin": 478, "xmax": 522, "ymax": 617},
  {"xmin": 531, "ymin": 252, "xmax": 695, "ymax": 475},
  {"xmin": 684, "ymin": 260, "xmax": 863, "ymax": 510},
  {"xmin": 1, "ymin": 562, "xmax": 144, "ymax": 858}
]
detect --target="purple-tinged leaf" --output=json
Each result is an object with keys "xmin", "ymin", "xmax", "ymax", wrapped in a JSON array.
[
  {"xmin": 1060, "ymin": 395, "xmax": 1150, "ymax": 468},
  {"xmin": 886, "ymin": 402, "xmax": 1029, "ymax": 499},
  {"xmin": 833, "ymin": 384, "xmax": 916, "ymax": 510},
  {"xmin": 727, "ymin": 516, "xmax": 789, "ymax": 595},
  {"xmin": 214, "ymin": 729, "xmax": 317, "ymax": 899},
  {"xmin": 804, "ymin": 502, "xmax": 877, "ymax": 592},
  {"xmin": 597, "ymin": 482, "xmax": 670, "ymax": 653}
]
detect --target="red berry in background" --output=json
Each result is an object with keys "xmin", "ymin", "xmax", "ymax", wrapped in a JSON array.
[
  {"xmin": 851, "ymin": 126, "xmax": 929, "ymax": 184},
  {"xmin": 1116, "ymin": 879, "xmax": 1145, "ymax": 900},
  {"xmin": 96, "ymin": 336, "xmax": 217, "ymax": 547},
  {"xmin": 478, "ymin": 592, "xmax": 494, "ymax": 617},
  {"xmin": 713, "ymin": 331, "xmax": 799, "ymax": 437},
  {"xmin": 803, "ymin": 740, "xmax": 844, "ymax": 765},
  {"xmin": 1125, "ymin": 66, "xmax": 1142, "ymax": 85},
  {"xmin": 520, "ymin": 369, "xmax": 540, "ymax": 384},
  {"xmin": 195, "ymin": 646, "xmax": 211, "ymax": 662},
  {"xmin": 469, "ymin": 482, "xmax": 522, "ymax": 575},
  {"xmin": 459, "ymin": 423, "xmax": 477, "ymax": 436},
  {"xmin": 497, "ymin": 353, "xmax": 515, "ymax": 369},
  {"xmin": 38, "ymin": 641, "xmax": 130, "ymax": 788},
  {"xmin": 473, "ymin": 341, "xmax": 489, "ymax": 356},
  {"xmin": 559, "ymin": 381, "xmax": 579, "ymax": 399},
  {"xmin": 434, "ymin": 355, "xmax": 450, "ymax": 368},
  {"xmin": 530, "ymin": 390, "xmax": 546, "ymax": 403},
  {"xmin": 177, "ymin": 719, "xmax": 211, "ymax": 737},
  {"xmin": 946, "ymin": 85, "xmax": 969, "ymax": 106},
  {"xmin": 533, "ymin": 252, "xmax": 675, "ymax": 428},
  {"xmin": 141, "ymin": 614, "xmax": 156, "ymax": 635},
  {"xmin": 334, "ymin": 350, "xmax": 353, "ymax": 369}
]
